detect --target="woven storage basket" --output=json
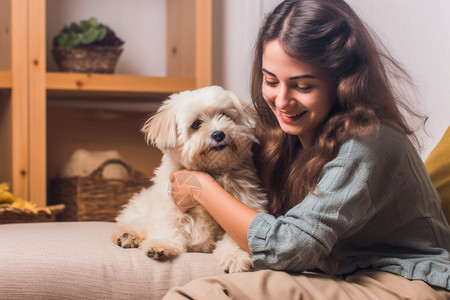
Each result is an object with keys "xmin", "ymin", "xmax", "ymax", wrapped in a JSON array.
[
  {"xmin": 49, "ymin": 159, "xmax": 151, "ymax": 222},
  {"xmin": 52, "ymin": 46, "xmax": 123, "ymax": 73},
  {"xmin": 0, "ymin": 204, "xmax": 65, "ymax": 224}
]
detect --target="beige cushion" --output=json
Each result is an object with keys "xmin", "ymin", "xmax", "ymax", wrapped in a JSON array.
[{"xmin": 0, "ymin": 222, "xmax": 224, "ymax": 299}]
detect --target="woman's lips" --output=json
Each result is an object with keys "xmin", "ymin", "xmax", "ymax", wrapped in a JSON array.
[{"xmin": 278, "ymin": 110, "xmax": 307, "ymax": 122}]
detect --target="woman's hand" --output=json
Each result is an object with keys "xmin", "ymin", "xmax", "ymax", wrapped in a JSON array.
[
  {"xmin": 169, "ymin": 169, "xmax": 215, "ymax": 213},
  {"xmin": 170, "ymin": 169, "xmax": 259, "ymax": 253}
]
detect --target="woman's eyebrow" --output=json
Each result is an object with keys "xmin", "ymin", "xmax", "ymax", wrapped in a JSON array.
[
  {"xmin": 261, "ymin": 68, "xmax": 315, "ymax": 80},
  {"xmin": 261, "ymin": 68, "xmax": 277, "ymax": 77},
  {"xmin": 289, "ymin": 74, "xmax": 315, "ymax": 80}
]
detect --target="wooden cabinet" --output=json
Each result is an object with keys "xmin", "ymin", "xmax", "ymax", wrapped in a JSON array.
[{"xmin": 0, "ymin": 0, "xmax": 212, "ymax": 207}]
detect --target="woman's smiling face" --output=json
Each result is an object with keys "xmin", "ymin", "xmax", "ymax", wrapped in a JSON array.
[{"xmin": 262, "ymin": 39, "xmax": 337, "ymax": 147}]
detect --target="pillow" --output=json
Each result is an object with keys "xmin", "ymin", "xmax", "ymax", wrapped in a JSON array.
[{"xmin": 425, "ymin": 126, "xmax": 450, "ymax": 224}]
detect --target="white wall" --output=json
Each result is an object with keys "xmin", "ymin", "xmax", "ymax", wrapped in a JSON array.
[
  {"xmin": 211, "ymin": 0, "xmax": 262, "ymax": 103},
  {"xmin": 214, "ymin": 0, "xmax": 450, "ymax": 159},
  {"xmin": 212, "ymin": 0, "xmax": 281, "ymax": 103}
]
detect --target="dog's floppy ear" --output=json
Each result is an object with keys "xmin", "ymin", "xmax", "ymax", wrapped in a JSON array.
[
  {"xmin": 141, "ymin": 102, "xmax": 177, "ymax": 151},
  {"xmin": 225, "ymin": 90, "xmax": 257, "ymax": 128}
]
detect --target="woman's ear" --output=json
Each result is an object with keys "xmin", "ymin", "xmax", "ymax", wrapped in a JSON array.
[{"xmin": 141, "ymin": 101, "xmax": 177, "ymax": 152}]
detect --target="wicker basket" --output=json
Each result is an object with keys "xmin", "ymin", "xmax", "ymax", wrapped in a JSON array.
[
  {"xmin": 0, "ymin": 204, "xmax": 65, "ymax": 224},
  {"xmin": 52, "ymin": 46, "xmax": 123, "ymax": 73},
  {"xmin": 49, "ymin": 159, "xmax": 151, "ymax": 222}
]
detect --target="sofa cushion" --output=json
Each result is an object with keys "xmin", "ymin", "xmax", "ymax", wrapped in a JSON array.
[
  {"xmin": 425, "ymin": 126, "xmax": 450, "ymax": 224},
  {"xmin": 0, "ymin": 222, "xmax": 224, "ymax": 299}
]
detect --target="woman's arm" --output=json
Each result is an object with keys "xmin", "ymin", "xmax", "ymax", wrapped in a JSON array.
[{"xmin": 169, "ymin": 170, "xmax": 259, "ymax": 253}]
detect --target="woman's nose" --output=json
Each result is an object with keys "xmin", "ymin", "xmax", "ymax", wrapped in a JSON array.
[{"xmin": 275, "ymin": 85, "xmax": 292, "ymax": 109}]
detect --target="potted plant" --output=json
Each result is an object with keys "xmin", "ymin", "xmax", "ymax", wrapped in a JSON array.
[{"xmin": 52, "ymin": 17, "xmax": 125, "ymax": 74}]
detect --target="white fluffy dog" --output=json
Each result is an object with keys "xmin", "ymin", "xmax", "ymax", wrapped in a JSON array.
[{"xmin": 112, "ymin": 86, "xmax": 268, "ymax": 273}]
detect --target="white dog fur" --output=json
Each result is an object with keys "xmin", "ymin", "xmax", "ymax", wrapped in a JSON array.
[{"xmin": 112, "ymin": 86, "xmax": 268, "ymax": 273}]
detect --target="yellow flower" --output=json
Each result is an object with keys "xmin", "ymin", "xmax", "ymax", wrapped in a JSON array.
[{"xmin": 0, "ymin": 182, "xmax": 51, "ymax": 215}]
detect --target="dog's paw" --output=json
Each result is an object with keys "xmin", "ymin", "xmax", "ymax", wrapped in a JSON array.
[
  {"xmin": 111, "ymin": 227, "xmax": 143, "ymax": 249},
  {"xmin": 213, "ymin": 234, "xmax": 253, "ymax": 273},
  {"xmin": 140, "ymin": 239, "xmax": 184, "ymax": 261},
  {"xmin": 214, "ymin": 247, "xmax": 253, "ymax": 273}
]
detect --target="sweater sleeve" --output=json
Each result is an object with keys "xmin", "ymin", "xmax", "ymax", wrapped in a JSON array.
[{"xmin": 248, "ymin": 134, "xmax": 384, "ymax": 272}]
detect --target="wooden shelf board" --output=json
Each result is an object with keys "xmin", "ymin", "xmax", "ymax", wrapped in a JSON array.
[
  {"xmin": 46, "ymin": 72, "xmax": 196, "ymax": 97},
  {"xmin": 47, "ymin": 88, "xmax": 172, "ymax": 102},
  {"xmin": 0, "ymin": 71, "xmax": 12, "ymax": 89}
]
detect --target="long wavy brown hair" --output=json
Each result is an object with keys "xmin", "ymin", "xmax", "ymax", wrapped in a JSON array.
[{"xmin": 251, "ymin": 0, "xmax": 425, "ymax": 217}]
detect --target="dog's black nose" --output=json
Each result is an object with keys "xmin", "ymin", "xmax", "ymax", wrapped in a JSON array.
[{"xmin": 212, "ymin": 131, "xmax": 225, "ymax": 142}]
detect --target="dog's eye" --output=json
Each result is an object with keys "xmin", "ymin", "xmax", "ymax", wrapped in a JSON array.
[{"xmin": 191, "ymin": 120, "xmax": 203, "ymax": 130}]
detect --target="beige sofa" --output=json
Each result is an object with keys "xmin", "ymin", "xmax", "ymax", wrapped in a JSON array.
[{"xmin": 0, "ymin": 221, "xmax": 224, "ymax": 299}]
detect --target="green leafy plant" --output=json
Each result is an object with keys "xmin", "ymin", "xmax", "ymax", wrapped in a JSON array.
[{"xmin": 53, "ymin": 17, "xmax": 124, "ymax": 52}]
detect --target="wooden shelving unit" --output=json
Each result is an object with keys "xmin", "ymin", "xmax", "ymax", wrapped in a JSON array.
[
  {"xmin": 46, "ymin": 73, "xmax": 196, "ymax": 98},
  {"xmin": 0, "ymin": 0, "xmax": 212, "ymax": 207},
  {"xmin": 0, "ymin": 71, "xmax": 11, "ymax": 88}
]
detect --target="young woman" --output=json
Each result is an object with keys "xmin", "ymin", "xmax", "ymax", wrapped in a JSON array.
[{"xmin": 164, "ymin": 0, "xmax": 450, "ymax": 298}]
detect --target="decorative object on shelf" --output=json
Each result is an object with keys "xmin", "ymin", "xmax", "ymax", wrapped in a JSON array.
[
  {"xmin": 49, "ymin": 151, "xmax": 151, "ymax": 222},
  {"xmin": 59, "ymin": 149, "xmax": 130, "ymax": 180},
  {"xmin": 52, "ymin": 17, "xmax": 125, "ymax": 73},
  {"xmin": 0, "ymin": 182, "xmax": 65, "ymax": 224}
]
